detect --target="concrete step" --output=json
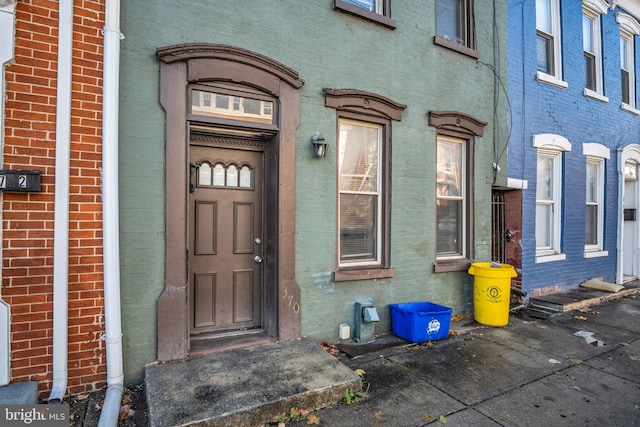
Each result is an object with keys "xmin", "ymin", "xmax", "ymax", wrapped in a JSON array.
[
  {"xmin": 145, "ymin": 338, "xmax": 361, "ymax": 427},
  {"xmin": 0, "ymin": 381, "xmax": 38, "ymax": 404},
  {"xmin": 528, "ymin": 282, "xmax": 640, "ymax": 313}
]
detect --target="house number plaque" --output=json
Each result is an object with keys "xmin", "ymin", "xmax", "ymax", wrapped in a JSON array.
[{"xmin": 0, "ymin": 170, "xmax": 41, "ymax": 192}]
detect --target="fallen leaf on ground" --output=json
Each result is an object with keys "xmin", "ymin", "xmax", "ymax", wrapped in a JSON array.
[
  {"xmin": 307, "ymin": 414, "xmax": 320, "ymax": 425},
  {"xmin": 354, "ymin": 368, "xmax": 366, "ymax": 376},
  {"xmin": 76, "ymin": 393, "xmax": 90, "ymax": 400},
  {"xmin": 548, "ymin": 358, "xmax": 562, "ymax": 364},
  {"xmin": 438, "ymin": 415, "xmax": 448, "ymax": 424},
  {"xmin": 320, "ymin": 342, "xmax": 341, "ymax": 357},
  {"xmin": 569, "ymin": 359, "xmax": 582, "ymax": 365},
  {"xmin": 574, "ymin": 316, "xmax": 588, "ymax": 321},
  {"xmin": 630, "ymin": 355, "xmax": 640, "ymax": 361}
]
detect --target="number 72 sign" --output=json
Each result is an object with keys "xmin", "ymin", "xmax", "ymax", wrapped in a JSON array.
[{"xmin": 0, "ymin": 170, "xmax": 41, "ymax": 192}]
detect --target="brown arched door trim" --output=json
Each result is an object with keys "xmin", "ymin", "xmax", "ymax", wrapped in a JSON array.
[{"xmin": 156, "ymin": 43, "xmax": 303, "ymax": 361}]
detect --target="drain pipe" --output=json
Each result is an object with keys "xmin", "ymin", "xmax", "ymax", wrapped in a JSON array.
[
  {"xmin": 97, "ymin": 0, "xmax": 123, "ymax": 425},
  {"xmin": 48, "ymin": 0, "xmax": 73, "ymax": 404}
]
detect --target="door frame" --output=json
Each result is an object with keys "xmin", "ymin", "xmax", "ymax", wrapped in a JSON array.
[
  {"xmin": 617, "ymin": 144, "xmax": 640, "ymax": 284},
  {"xmin": 156, "ymin": 44, "xmax": 304, "ymax": 361}
]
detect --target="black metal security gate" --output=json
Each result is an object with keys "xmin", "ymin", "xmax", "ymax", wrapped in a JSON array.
[{"xmin": 491, "ymin": 191, "xmax": 506, "ymax": 264}]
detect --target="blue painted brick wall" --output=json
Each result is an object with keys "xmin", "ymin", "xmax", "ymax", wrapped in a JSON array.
[{"xmin": 508, "ymin": 0, "xmax": 640, "ymax": 295}]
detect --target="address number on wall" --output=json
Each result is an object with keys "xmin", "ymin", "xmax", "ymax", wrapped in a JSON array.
[{"xmin": 0, "ymin": 170, "xmax": 42, "ymax": 192}]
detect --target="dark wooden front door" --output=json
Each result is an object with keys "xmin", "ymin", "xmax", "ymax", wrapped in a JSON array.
[{"xmin": 189, "ymin": 143, "xmax": 263, "ymax": 335}]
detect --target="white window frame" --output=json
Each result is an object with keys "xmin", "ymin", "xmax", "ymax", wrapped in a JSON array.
[
  {"xmin": 536, "ymin": 0, "xmax": 567, "ymax": 88},
  {"xmin": 337, "ymin": 118, "xmax": 383, "ymax": 268},
  {"xmin": 617, "ymin": 13, "xmax": 640, "ymax": 114},
  {"xmin": 582, "ymin": 142, "xmax": 610, "ymax": 258},
  {"xmin": 436, "ymin": 135, "xmax": 467, "ymax": 261},
  {"xmin": 534, "ymin": 134, "xmax": 571, "ymax": 263},
  {"xmin": 582, "ymin": 0, "xmax": 608, "ymax": 102}
]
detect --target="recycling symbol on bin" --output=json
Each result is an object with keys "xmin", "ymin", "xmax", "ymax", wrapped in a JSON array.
[
  {"xmin": 487, "ymin": 286, "xmax": 502, "ymax": 301},
  {"xmin": 427, "ymin": 319, "xmax": 441, "ymax": 334}
]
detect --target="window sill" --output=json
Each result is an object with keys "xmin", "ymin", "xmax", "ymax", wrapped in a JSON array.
[
  {"xmin": 334, "ymin": 267, "xmax": 396, "ymax": 282},
  {"xmin": 621, "ymin": 103, "xmax": 640, "ymax": 115},
  {"xmin": 433, "ymin": 259, "xmax": 471, "ymax": 273},
  {"xmin": 333, "ymin": 0, "xmax": 397, "ymax": 29},
  {"xmin": 584, "ymin": 88, "xmax": 609, "ymax": 103},
  {"xmin": 433, "ymin": 36, "xmax": 479, "ymax": 59},
  {"xmin": 536, "ymin": 71, "xmax": 568, "ymax": 89},
  {"xmin": 584, "ymin": 250, "xmax": 608, "ymax": 259},
  {"xmin": 535, "ymin": 253, "xmax": 566, "ymax": 264}
]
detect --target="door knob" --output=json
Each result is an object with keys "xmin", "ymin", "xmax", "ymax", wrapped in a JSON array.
[{"xmin": 254, "ymin": 256, "xmax": 263, "ymax": 263}]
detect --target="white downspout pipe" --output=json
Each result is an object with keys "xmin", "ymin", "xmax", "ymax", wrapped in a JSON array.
[
  {"xmin": 97, "ymin": 0, "xmax": 123, "ymax": 425},
  {"xmin": 48, "ymin": 0, "xmax": 73, "ymax": 403}
]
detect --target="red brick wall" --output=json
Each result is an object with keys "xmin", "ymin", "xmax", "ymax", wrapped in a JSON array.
[{"xmin": 3, "ymin": 0, "xmax": 106, "ymax": 399}]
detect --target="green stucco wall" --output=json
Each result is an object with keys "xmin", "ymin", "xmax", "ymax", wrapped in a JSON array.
[{"xmin": 119, "ymin": 0, "xmax": 509, "ymax": 384}]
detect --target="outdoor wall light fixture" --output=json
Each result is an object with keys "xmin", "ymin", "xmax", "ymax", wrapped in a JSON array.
[{"xmin": 311, "ymin": 133, "xmax": 328, "ymax": 159}]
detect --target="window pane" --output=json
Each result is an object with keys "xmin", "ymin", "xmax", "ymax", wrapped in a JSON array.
[
  {"xmin": 437, "ymin": 199, "xmax": 462, "ymax": 255},
  {"xmin": 198, "ymin": 163, "xmax": 212, "ymax": 186},
  {"xmin": 583, "ymin": 15, "xmax": 593, "ymax": 53},
  {"xmin": 536, "ymin": 0, "xmax": 551, "ymax": 33},
  {"xmin": 620, "ymin": 37, "xmax": 629, "ymax": 70},
  {"xmin": 585, "ymin": 53, "xmax": 596, "ymax": 91},
  {"xmin": 339, "ymin": 122, "xmax": 379, "ymax": 193},
  {"xmin": 586, "ymin": 162, "xmax": 598, "ymax": 203},
  {"xmin": 537, "ymin": 156, "xmax": 554, "ymax": 201},
  {"xmin": 622, "ymin": 70, "xmax": 630, "ymax": 104},
  {"xmin": 227, "ymin": 165, "xmax": 238, "ymax": 187},
  {"xmin": 215, "ymin": 94, "xmax": 229, "ymax": 109},
  {"xmin": 340, "ymin": 194, "xmax": 377, "ymax": 262},
  {"xmin": 536, "ymin": 204, "xmax": 552, "ymax": 248},
  {"xmin": 437, "ymin": 139, "xmax": 462, "ymax": 197},
  {"xmin": 585, "ymin": 205, "xmax": 598, "ymax": 245},
  {"xmin": 536, "ymin": 33, "xmax": 553, "ymax": 74},
  {"xmin": 342, "ymin": 0, "xmax": 375, "ymax": 12},
  {"xmin": 239, "ymin": 166, "xmax": 251, "ymax": 188},
  {"xmin": 191, "ymin": 89, "xmax": 274, "ymax": 124},
  {"xmin": 213, "ymin": 164, "xmax": 225, "ymax": 186},
  {"xmin": 436, "ymin": 0, "xmax": 464, "ymax": 44}
]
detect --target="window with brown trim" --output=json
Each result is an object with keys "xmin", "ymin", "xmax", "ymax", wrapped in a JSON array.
[
  {"xmin": 334, "ymin": 0, "xmax": 396, "ymax": 29},
  {"xmin": 434, "ymin": 0, "xmax": 478, "ymax": 59},
  {"xmin": 429, "ymin": 111, "xmax": 486, "ymax": 272},
  {"xmin": 324, "ymin": 88, "xmax": 406, "ymax": 281}
]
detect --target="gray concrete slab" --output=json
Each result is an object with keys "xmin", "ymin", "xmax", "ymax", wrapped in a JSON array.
[
  {"xmin": 0, "ymin": 381, "xmax": 37, "ymax": 404},
  {"xmin": 297, "ymin": 357, "xmax": 465, "ymax": 426},
  {"xmin": 387, "ymin": 334, "xmax": 562, "ymax": 406},
  {"xmin": 479, "ymin": 317, "xmax": 627, "ymax": 361},
  {"xmin": 144, "ymin": 338, "xmax": 361, "ymax": 427},
  {"xmin": 433, "ymin": 408, "xmax": 502, "ymax": 426},
  {"xmin": 586, "ymin": 339, "xmax": 640, "ymax": 383},
  {"xmin": 475, "ymin": 364, "xmax": 640, "ymax": 426}
]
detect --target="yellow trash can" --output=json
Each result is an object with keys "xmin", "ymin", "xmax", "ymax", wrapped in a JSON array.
[{"xmin": 468, "ymin": 262, "xmax": 517, "ymax": 327}]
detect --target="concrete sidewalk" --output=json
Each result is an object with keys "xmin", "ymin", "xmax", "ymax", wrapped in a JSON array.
[
  {"xmin": 289, "ymin": 293, "xmax": 640, "ymax": 426},
  {"xmin": 68, "ymin": 290, "xmax": 640, "ymax": 426}
]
